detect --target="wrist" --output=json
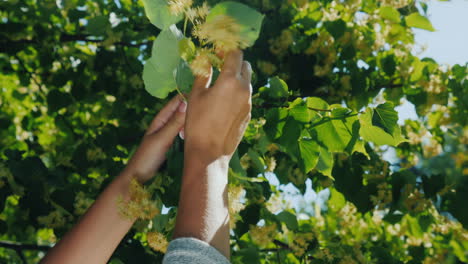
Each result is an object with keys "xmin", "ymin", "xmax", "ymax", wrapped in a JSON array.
[
  {"xmin": 184, "ymin": 150, "xmax": 230, "ymax": 178},
  {"xmin": 185, "ymin": 145, "xmax": 230, "ymax": 167}
]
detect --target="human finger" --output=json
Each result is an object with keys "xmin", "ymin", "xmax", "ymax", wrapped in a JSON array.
[
  {"xmin": 241, "ymin": 61, "xmax": 252, "ymax": 84},
  {"xmin": 146, "ymin": 95, "xmax": 184, "ymax": 135},
  {"xmin": 220, "ymin": 49, "xmax": 243, "ymax": 77},
  {"xmin": 192, "ymin": 66, "xmax": 213, "ymax": 95},
  {"xmin": 156, "ymin": 101, "xmax": 187, "ymax": 140}
]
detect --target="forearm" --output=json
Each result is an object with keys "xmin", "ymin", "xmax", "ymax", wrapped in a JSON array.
[
  {"xmin": 41, "ymin": 172, "xmax": 136, "ymax": 264},
  {"xmin": 173, "ymin": 153, "xmax": 231, "ymax": 258}
]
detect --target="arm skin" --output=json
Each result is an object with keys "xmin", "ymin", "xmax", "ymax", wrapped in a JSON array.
[
  {"xmin": 173, "ymin": 50, "xmax": 253, "ymax": 258},
  {"xmin": 41, "ymin": 95, "xmax": 187, "ymax": 264}
]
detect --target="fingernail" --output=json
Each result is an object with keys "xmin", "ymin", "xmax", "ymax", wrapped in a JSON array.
[
  {"xmin": 178, "ymin": 101, "xmax": 187, "ymax": 113},
  {"xmin": 179, "ymin": 130, "xmax": 185, "ymax": 140}
]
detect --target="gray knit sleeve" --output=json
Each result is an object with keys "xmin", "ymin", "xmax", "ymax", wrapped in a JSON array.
[{"xmin": 162, "ymin": 237, "xmax": 230, "ymax": 264}]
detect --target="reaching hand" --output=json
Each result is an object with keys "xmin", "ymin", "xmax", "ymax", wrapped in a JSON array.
[
  {"xmin": 124, "ymin": 95, "xmax": 187, "ymax": 183},
  {"xmin": 184, "ymin": 50, "xmax": 252, "ymax": 163}
]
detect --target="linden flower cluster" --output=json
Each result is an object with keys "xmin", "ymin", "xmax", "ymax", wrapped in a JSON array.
[
  {"xmin": 370, "ymin": 182, "xmax": 392, "ymax": 209},
  {"xmin": 117, "ymin": 178, "xmax": 159, "ymax": 220},
  {"xmin": 166, "ymin": 0, "xmax": 249, "ymax": 77},
  {"xmin": 86, "ymin": 147, "xmax": 106, "ymax": 161},
  {"xmin": 38, "ymin": 210, "xmax": 72, "ymax": 229},
  {"xmin": 168, "ymin": 0, "xmax": 193, "ymax": 16},
  {"xmin": 249, "ymin": 223, "xmax": 277, "ymax": 247},
  {"xmin": 402, "ymin": 186, "xmax": 430, "ymax": 213},
  {"xmin": 322, "ymin": 1, "xmax": 341, "ymax": 21},
  {"xmin": 239, "ymin": 154, "xmax": 251, "ymax": 170},
  {"xmin": 380, "ymin": 0, "xmax": 412, "ymax": 9},
  {"xmin": 189, "ymin": 48, "xmax": 221, "ymax": 77},
  {"xmin": 194, "ymin": 15, "xmax": 248, "ymax": 52},
  {"xmin": 74, "ymin": 191, "xmax": 94, "ymax": 215},
  {"xmin": 269, "ymin": 29, "xmax": 294, "ymax": 57},
  {"xmin": 147, "ymin": 231, "xmax": 169, "ymax": 253},
  {"xmin": 184, "ymin": 2, "xmax": 210, "ymax": 22},
  {"xmin": 289, "ymin": 232, "xmax": 314, "ymax": 257},
  {"xmin": 228, "ymin": 184, "xmax": 245, "ymax": 229},
  {"xmin": 264, "ymin": 156, "xmax": 277, "ymax": 172},
  {"xmin": 305, "ymin": 31, "xmax": 337, "ymax": 77},
  {"xmin": 266, "ymin": 192, "xmax": 292, "ymax": 214},
  {"xmin": 257, "ymin": 60, "xmax": 277, "ymax": 75},
  {"xmin": 315, "ymin": 248, "xmax": 335, "ymax": 262}
]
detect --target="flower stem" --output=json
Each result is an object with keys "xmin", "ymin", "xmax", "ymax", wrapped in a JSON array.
[{"xmin": 175, "ymin": 87, "xmax": 187, "ymax": 102}]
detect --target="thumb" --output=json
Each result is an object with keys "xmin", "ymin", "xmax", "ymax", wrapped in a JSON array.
[
  {"xmin": 191, "ymin": 66, "xmax": 213, "ymax": 95},
  {"xmin": 158, "ymin": 100, "xmax": 187, "ymax": 139}
]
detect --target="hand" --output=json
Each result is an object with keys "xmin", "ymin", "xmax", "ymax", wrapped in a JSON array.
[
  {"xmin": 124, "ymin": 95, "xmax": 187, "ymax": 183},
  {"xmin": 184, "ymin": 50, "xmax": 252, "ymax": 163}
]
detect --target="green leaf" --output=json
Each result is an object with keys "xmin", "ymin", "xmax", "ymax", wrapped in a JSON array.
[
  {"xmin": 381, "ymin": 54, "xmax": 396, "ymax": 76},
  {"xmin": 276, "ymin": 211, "xmax": 298, "ymax": 230},
  {"xmin": 86, "ymin": 16, "xmax": 110, "ymax": 36},
  {"xmin": 268, "ymin": 76, "xmax": 289, "ymax": 98},
  {"xmin": 140, "ymin": 0, "xmax": 182, "ymax": 30},
  {"xmin": 248, "ymin": 149, "xmax": 266, "ymax": 173},
  {"xmin": 359, "ymin": 108, "xmax": 406, "ymax": 146},
  {"xmin": 143, "ymin": 65, "xmax": 175, "ymax": 98},
  {"xmin": 178, "ymin": 38, "xmax": 196, "ymax": 61},
  {"xmin": 207, "ymin": 1, "xmax": 264, "ymax": 47},
  {"xmin": 352, "ymin": 140, "xmax": 369, "ymax": 159},
  {"xmin": 372, "ymin": 102, "xmax": 398, "ymax": 135},
  {"xmin": 298, "ymin": 139, "xmax": 319, "ymax": 173},
  {"xmin": 265, "ymin": 107, "xmax": 288, "ymax": 139},
  {"xmin": 289, "ymin": 98, "xmax": 312, "ymax": 123},
  {"xmin": 152, "ymin": 214, "xmax": 170, "ymax": 232},
  {"xmin": 328, "ymin": 188, "xmax": 345, "ymax": 212},
  {"xmin": 47, "ymin": 90, "xmax": 73, "ymax": 112},
  {"xmin": 405, "ymin": 13, "xmax": 435, "ymax": 31},
  {"xmin": 176, "ymin": 60, "xmax": 194, "ymax": 93},
  {"xmin": 324, "ymin": 19, "xmax": 347, "ymax": 40},
  {"xmin": 277, "ymin": 118, "xmax": 302, "ymax": 160},
  {"xmin": 410, "ymin": 58, "xmax": 426, "ymax": 82},
  {"xmin": 330, "ymin": 106, "xmax": 351, "ymax": 118},
  {"xmin": 383, "ymin": 212, "xmax": 404, "ymax": 224},
  {"xmin": 234, "ymin": 247, "xmax": 261, "ymax": 264},
  {"xmin": 306, "ymin": 97, "xmax": 329, "ymax": 110},
  {"xmin": 379, "ymin": 6, "xmax": 401, "ymax": 23},
  {"xmin": 143, "ymin": 25, "xmax": 183, "ymax": 98},
  {"xmin": 153, "ymin": 26, "xmax": 184, "ymax": 70},
  {"xmin": 314, "ymin": 115, "xmax": 358, "ymax": 152},
  {"xmin": 316, "ymin": 145, "xmax": 334, "ymax": 178},
  {"xmin": 405, "ymin": 215, "xmax": 423, "ymax": 238},
  {"xmin": 422, "ymin": 174, "xmax": 444, "ymax": 199},
  {"xmin": 229, "ymin": 150, "xmax": 248, "ymax": 177},
  {"xmin": 109, "ymin": 258, "xmax": 125, "ymax": 264}
]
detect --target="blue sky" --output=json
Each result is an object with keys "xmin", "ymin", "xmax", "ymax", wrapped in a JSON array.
[
  {"xmin": 398, "ymin": 0, "xmax": 468, "ymax": 124},
  {"xmin": 414, "ymin": 0, "xmax": 468, "ymax": 66}
]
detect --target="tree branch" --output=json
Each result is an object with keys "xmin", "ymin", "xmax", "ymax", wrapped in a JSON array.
[
  {"xmin": 260, "ymin": 239, "xmax": 292, "ymax": 252},
  {"xmin": 0, "ymin": 240, "xmax": 52, "ymax": 251},
  {"xmin": 1, "ymin": 34, "xmax": 150, "ymax": 50},
  {"xmin": 13, "ymin": 55, "xmax": 47, "ymax": 95}
]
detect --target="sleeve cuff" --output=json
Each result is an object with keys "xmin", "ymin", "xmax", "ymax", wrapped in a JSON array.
[{"xmin": 162, "ymin": 237, "xmax": 230, "ymax": 264}]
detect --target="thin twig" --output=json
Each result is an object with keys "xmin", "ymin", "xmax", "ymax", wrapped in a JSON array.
[
  {"xmin": 13, "ymin": 55, "xmax": 47, "ymax": 98},
  {"xmin": 276, "ymin": 243, "xmax": 282, "ymax": 264},
  {"xmin": 307, "ymin": 107, "xmax": 331, "ymax": 112}
]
